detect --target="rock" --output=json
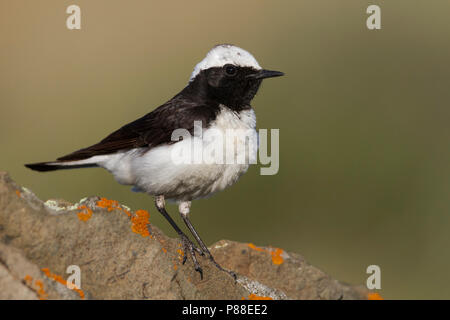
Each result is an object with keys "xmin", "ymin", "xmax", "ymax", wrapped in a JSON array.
[
  {"xmin": 0, "ymin": 171, "xmax": 368, "ymax": 300},
  {"xmin": 0, "ymin": 243, "xmax": 82, "ymax": 299}
]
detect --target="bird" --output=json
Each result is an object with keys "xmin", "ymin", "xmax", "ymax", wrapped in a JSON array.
[{"xmin": 25, "ymin": 44, "xmax": 284, "ymax": 279}]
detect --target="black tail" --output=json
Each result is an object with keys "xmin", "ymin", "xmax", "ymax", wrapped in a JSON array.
[{"xmin": 25, "ymin": 162, "xmax": 98, "ymax": 172}]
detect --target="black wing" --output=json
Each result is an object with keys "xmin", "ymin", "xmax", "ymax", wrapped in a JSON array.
[{"xmin": 57, "ymin": 95, "xmax": 220, "ymax": 161}]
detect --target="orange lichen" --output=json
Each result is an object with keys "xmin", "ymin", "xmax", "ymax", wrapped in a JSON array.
[
  {"xmin": 15, "ymin": 190, "xmax": 21, "ymax": 198},
  {"xmin": 96, "ymin": 197, "xmax": 132, "ymax": 217},
  {"xmin": 24, "ymin": 274, "xmax": 33, "ymax": 285},
  {"xmin": 96, "ymin": 197, "xmax": 120, "ymax": 211},
  {"xmin": 41, "ymin": 268, "xmax": 85, "ymax": 300},
  {"xmin": 131, "ymin": 209, "xmax": 151, "ymax": 237},
  {"xmin": 153, "ymin": 238, "xmax": 182, "ymax": 269},
  {"xmin": 35, "ymin": 280, "xmax": 48, "ymax": 300},
  {"xmin": 270, "ymin": 248, "xmax": 284, "ymax": 265},
  {"xmin": 97, "ymin": 197, "xmax": 152, "ymax": 238},
  {"xmin": 242, "ymin": 294, "xmax": 273, "ymax": 300},
  {"xmin": 248, "ymin": 243, "xmax": 285, "ymax": 265},
  {"xmin": 368, "ymin": 293, "xmax": 383, "ymax": 300},
  {"xmin": 77, "ymin": 205, "xmax": 93, "ymax": 222},
  {"xmin": 122, "ymin": 208, "xmax": 132, "ymax": 217},
  {"xmin": 248, "ymin": 243, "xmax": 264, "ymax": 252},
  {"xmin": 23, "ymin": 275, "xmax": 48, "ymax": 300},
  {"xmin": 176, "ymin": 248, "xmax": 185, "ymax": 264}
]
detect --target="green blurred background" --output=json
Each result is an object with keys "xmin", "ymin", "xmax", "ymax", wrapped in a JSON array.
[{"xmin": 1, "ymin": 1, "xmax": 449, "ymax": 299}]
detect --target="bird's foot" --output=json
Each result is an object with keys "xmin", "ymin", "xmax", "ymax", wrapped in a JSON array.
[
  {"xmin": 178, "ymin": 235, "xmax": 236, "ymax": 281},
  {"xmin": 199, "ymin": 247, "xmax": 237, "ymax": 281},
  {"xmin": 207, "ymin": 254, "xmax": 237, "ymax": 281},
  {"xmin": 180, "ymin": 234, "xmax": 204, "ymax": 279}
]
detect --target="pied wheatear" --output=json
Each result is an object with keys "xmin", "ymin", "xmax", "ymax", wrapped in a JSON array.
[{"xmin": 26, "ymin": 44, "xmax": 284, "ymax": 279}]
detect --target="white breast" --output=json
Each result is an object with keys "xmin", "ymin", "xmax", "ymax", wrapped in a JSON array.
[{"xmin": 113, "ymin": 106, "xmax": 258, "ymax": 202}]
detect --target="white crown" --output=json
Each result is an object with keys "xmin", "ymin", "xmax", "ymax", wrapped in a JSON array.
[{"xmin": 190, "ymin": 44, "xmax": 262, "ymax": 81}]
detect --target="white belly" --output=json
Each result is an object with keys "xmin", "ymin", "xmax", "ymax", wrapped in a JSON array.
[{"xmin": 101, "ymin": 106, "xmax": 258, "ymax": 202}]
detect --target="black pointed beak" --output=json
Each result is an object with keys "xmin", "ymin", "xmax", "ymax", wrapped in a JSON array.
[{"xmin": 247, "ymin": 69, "xmax": 284, "ymax": 80}]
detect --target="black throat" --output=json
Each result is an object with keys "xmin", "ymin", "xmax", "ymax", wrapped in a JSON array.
[{"xmin": 179, "ymin": 67, "xmax": 263, "ymax": 112}]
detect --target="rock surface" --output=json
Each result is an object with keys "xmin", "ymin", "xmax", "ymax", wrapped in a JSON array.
[{"xmin": 0, "ymin": 171, "xmax": 368, "ymax": 300}]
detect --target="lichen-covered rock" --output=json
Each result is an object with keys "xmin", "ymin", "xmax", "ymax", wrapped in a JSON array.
[
  {"xmin": 0, "ymin": 243, "xmax": 82, "ymax": 299},
  {"xmin": 0, "ymin": 171, "xmax": 368, "ymax": 300}
]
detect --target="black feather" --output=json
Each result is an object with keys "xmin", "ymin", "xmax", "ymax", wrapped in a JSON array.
[{"xmin": 25, "ymin": 162, "xmax": 98, "ymax": 172}]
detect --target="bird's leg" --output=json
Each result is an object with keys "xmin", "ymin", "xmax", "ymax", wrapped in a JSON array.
[
  {"xmin": 179, "ymin": 201, "xmax": 237, "ymax": 280},
  {"xmin": 154, "ymin": 195, "xmax": 204, "ymax": 279}
]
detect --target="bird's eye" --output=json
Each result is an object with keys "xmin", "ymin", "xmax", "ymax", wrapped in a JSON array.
[{"xmin": 224, "ymin": 64, "xmax": 237, "ymax": 76}]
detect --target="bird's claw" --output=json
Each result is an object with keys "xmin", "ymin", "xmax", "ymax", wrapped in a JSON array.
[
  {"xmin": 179, "ymin": 234, "xmax": 236, "ymax": 281},
  {"xmin": 208, "ymin": 255, "xmax": 237, "ymax": 281},
  {"xmin": 180, "ymin": 234, "xmax": 204, "ymax": 279}
]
